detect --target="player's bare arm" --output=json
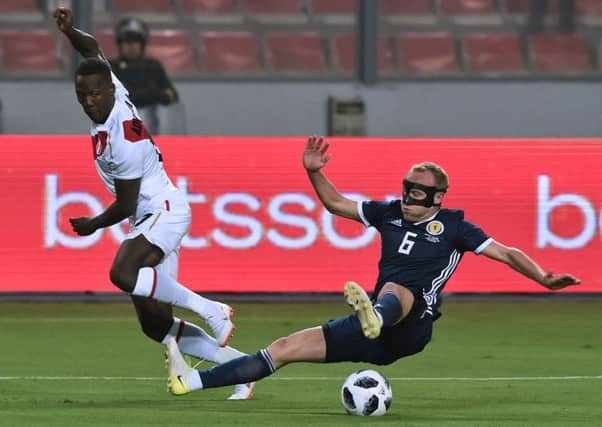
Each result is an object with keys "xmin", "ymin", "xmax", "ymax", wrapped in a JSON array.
[
  {"xmin": 69, "ymin": 178, "xmax": 141, "ymax": 236},
  {"xmin": 303, "ymin": 136, "xmax": 361, "ymax": 222},
  {"xmin": 54, "ymin": 7, "xmax": 107, "ymax": 61},
  {"xmin": 480, "ymin": 240, "xmax": 580, "ymax": 290}
]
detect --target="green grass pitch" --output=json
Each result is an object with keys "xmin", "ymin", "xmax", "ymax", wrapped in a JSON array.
[{"xmin": 1, "ymin": 300, "xmax": 601, "ymax": 426}]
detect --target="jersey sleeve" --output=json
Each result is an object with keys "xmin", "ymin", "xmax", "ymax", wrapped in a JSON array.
[
  {"xmin": 358, "ymin": 200, "xmax": 393, "ymax": 228},
  {"xmin": 456, "ymin": 220, "xmax": 492, "ymax": 254}
]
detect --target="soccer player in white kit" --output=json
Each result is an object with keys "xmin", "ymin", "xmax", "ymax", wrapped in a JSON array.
[{"xmin": 54, "ymin": 7, "xmax": 254, "ymax": 400}]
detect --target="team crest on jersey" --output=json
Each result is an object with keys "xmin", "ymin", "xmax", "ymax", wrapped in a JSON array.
[
  {"xmin": 426, "ymin": 220, "xmax": 444, "ymax": 235},
  {"xmin": 91, "ymin": 131, "xmax": 108, "ymax": 159}
]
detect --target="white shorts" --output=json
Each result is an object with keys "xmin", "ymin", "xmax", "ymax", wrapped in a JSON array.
[{"xmin": 127, "ymin": 190, "xmax": 191, "ymax": 273}]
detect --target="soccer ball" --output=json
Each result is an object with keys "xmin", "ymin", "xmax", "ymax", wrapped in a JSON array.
[{"xmin": 340, "ymin": 369, "xmax": 392, "ymax": 416}]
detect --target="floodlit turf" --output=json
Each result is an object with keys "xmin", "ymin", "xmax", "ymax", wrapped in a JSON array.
[{"xmin": 1, "ymin": 300, "xmax": 602, "ymax": 426}]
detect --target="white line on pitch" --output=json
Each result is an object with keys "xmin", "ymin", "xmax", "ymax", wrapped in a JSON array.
[{"xmin": 0, "ymin": 376, "xmax": 601, "ymax": 382}]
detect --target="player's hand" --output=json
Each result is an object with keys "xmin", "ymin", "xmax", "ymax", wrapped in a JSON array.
[
  {"xmin": 69, "ymin": 217, "xmax": 97, "ymax": 236},
  {"xmin": 53, "ymin": 7, "xmax": 74, "ymax": 33},
  {"xmin": 540, "ymin": 272, "xmax": 581, "ymax": 290},
  {"xmin": 303, "ymin": 136, "xmax": 332, "ymax": 172}
]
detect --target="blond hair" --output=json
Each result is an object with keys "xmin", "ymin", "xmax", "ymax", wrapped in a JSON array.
[{"xmin": 410, "ymin": 162, "xmax": 449, "ymax": 191}]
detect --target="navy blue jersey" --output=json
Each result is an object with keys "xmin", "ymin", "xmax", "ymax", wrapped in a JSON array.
[{"xmin": 358, "ymin": 200, "xmax": 491, "ymax": 317}]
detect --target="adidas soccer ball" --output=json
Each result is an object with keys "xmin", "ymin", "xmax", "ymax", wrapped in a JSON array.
[{"xmin": 340, "ymin": 369, "xmax": 392, "ymax": 416}]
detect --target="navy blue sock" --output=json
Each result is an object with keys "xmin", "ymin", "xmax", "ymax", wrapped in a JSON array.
[
  {"xmin": 374, "ymin": 292, "xmax": 403, "ymax": 327},
  {"xmin": 198, "ymin": 349, "xmax": 276, "ymax": 389}
]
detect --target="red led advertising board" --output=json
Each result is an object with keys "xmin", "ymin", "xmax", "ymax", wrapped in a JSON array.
[{"xmin": 1, "ymin": 136, "xmax": 599, "ymax": 293}]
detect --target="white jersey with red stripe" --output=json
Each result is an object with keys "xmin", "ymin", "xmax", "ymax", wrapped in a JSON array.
[{"xmin": 90, "ymin": 72, "xmax": 177, "ymax": 223}]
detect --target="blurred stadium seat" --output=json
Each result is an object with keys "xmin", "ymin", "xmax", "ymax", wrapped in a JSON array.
[
  {"xmin": 200, "ymin": 31, "xmax": 260, "ymax": 73},
  {"xmin": 333, "ymin": 33, "xmax": 392, "ymax": 74},
  {"xmin": 266, "ymin": 32, "xmax": 325, "ymax": 72},
  {"xmin": 96, "ymin": 29, "xmax": 195, "ymax": 74},
  {"xmin": 505, "ymin": 0, "xmax": 529, "ymax": 14},
  {"xmin": 440, "ymin": 0, "xmax": 502, "ymax": 25},
  {"xmin": 441, "ymin": 0, "xmax": 497, "ymax": 14},
  {"xmin": 0, "ymin": 0, "xmax": 43, "ymax": 22},
  {"xmin": 505, "ymin": 0, "xmax": 558, "ymax": 16},
  {"xmin": 146, "ymin": 30, "xmax": 196, "ymax": 74},
  {"xmin": 463, "ymin": 33, "xmax": 523, "ymax": 72},
  {"xmin": 311, "ymin": 0, "xmax": 354, "ymax": 24},
  {"xmin": 577, "ymin": 0, "xmax": 602, "ymax": 16},
  {"xmin": 381, "ymin": 0, "xmax": 436, "ymax": 25},
  {"xmin": 0, "ymin": 0, "xmax": 38, "ymax": 12},
  {"xmin": 96, "ymin": 29, "xmax": 118, "ymax": 60},
  {"xmin": 396, "ymin": 32, "xmax": 458, "ymax": 73},
  {"xmin": 382, "ymin": 0, "xmax": 433, "ymax": 14},
  {"xmin": 112, "ymin": 0, "xmax": 176, "ymax": 21},
  {"xmin": 577, "ymin": 0, "xmax": 602, "ymax": 26},
  {"xmin": 113, "ymin": 0, "xmax": 172, "ymax": 12},
  {"xmin": 182, "ymin": 0, "xmax": 238, "ymax": 13},
  {"xmin": 243, "ymin": 0, "xmax": 306, "ymax": 23},
  {"xmin": 0, "ymin": 30, "xmax": 60, "ymax": 72},
  {"xmin": 181, "ymin": 0, "xmax": 242, "ymax": 23},
  {"xmin": 529, "ymin": 34, "xmax": 592, "ymax": 72}
]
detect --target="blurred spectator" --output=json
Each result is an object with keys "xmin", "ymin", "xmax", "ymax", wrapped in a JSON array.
[
  {"xmin": 109, "ymin": 17, "xmax": 179, "ymax": 134},
  {"xmin": 528, "ymin": 0, "xmax": 575, "ymax": 33}
]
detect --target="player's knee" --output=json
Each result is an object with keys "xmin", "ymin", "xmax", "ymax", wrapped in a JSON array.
[
  {"xmin": 139, "ymin": 316, "xmax": 172, "ymax": 342},
  {"xmin": 267, "ymin": 336, "xmax": 295, "ymax": 367},
  {"xmin": 109, "ymin": 266, "xmax": 136, "ymax": 293}
]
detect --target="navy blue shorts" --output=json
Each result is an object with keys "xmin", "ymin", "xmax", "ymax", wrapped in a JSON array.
[{"xmin": 321, "ymin": 295, "xmax": 433, "ymax": 366}]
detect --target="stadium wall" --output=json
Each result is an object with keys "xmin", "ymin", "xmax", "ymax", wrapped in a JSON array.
[
  {"xmin": 1, "ymin": 136, "xmax": 599, "ymax": 294},
  {"xmin": 1, "ymin": 81, "xmax": 602, "ymax": 136}
]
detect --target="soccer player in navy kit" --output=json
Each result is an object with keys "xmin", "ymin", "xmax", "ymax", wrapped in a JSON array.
[{"xmin": 165, "ymin": 136, "xmax": 580, "ymax": 395}]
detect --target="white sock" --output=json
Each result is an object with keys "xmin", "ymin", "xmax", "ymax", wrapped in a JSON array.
[
  {"xmin": 161, "ymin": 317, "xmax": 246, "ymax": 364},
  {"xmin": 187, "ymin": 370, "xmax": 203, "ymax": 391},
  {"xmin": 132, "ymin": 267, "xmax": 219, "ymax": 319}
]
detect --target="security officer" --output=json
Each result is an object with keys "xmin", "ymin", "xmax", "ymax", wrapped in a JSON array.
[{"xmin": 110, "ymin": 17, "xmax": 179, "ymax": 133}]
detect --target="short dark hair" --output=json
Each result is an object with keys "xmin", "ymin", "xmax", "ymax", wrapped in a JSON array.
[{"xmin": 75, "ymin": 58, "xmax": 111, "ymax": 82}]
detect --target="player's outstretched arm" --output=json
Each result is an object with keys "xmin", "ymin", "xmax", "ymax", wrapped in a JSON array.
[
  {"xmin": 480, "ymin": 240, "xmax": 580, "ymax": 290},
  {"xmin": 54, "ymin": 7, "xmax": 107, "ymax": 61},
  {"xmin": 303, "ymin": 136, "xmax": 361, "ymax": 222}
]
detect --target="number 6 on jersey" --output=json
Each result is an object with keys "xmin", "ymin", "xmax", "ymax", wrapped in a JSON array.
[{"xmin": 398, "ymin": 231, "xmax": 417, "ymax": 255}]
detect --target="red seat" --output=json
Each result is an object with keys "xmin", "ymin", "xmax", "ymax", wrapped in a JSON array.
[
  {"xmin": 397, "ymin": 33, "xmax": 458, "ymax": 73},
  {"xmin": 243, "ymin": 0, "xmax": 301, "ymax": 13},
  {"xmin": 182, "ymin": 0, "xmax": 238, "ymax": 13},
  {"xmin": 382, "ymin": 0, "xmax": 432, "ymax": 14},
  {"xmin": 97, "ymin": 30, "xmax": 195, "ymax": 73},
  {"xmin": 113, "ymin": 0, "xmax": 172, "ymax": 12},
  {"xmin": 266, "ymin": 32, "xmax": 325, "ymax": 72},
  {"xmin": 0, "ymin": 31, "xmax": 59, "ymax": 71},
  {"xmin": 577, "ymin": 0, "xmax": 602, "ymax": 16},
  {"xmin": 333, "ymin": 33, "xmax": 392, "ymax": 73},
  {"xmin": 530, "ymin": 34, "xmax": 591, "ymax": 71},
  {"xmin": 146, "ymin": 30, "xmax": 196, "ymax": 73},
  {"xmin": 96, "ymin": 29, "xmax": 118, "ymax": 60},
  {"xmin": 311, "ymin": 0, "xmax": 354, "ymax": 14},
  {"xmin": 0, "ymin": 0, "xmax": 37, "ymax": 12},
  {"xmin": 200, "ymin": 32, "xmax": 259, "ymax": 72},
  {"xmin": 506, "ymin": 0, "xmax": 559, "ymax": 14},
  {"xmin": 505, "ymin": 0, "xmax": 527, "ymax": 14},
  {"xmin": 440, "ymin": 0, "xmax": 496, "ymax": 15},
  {"xmin": 463, "ymin": 33, "xmax": 523, "ymax": 71}
]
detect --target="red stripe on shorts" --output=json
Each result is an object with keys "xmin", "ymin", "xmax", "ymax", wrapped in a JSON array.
[
  {"xmin": 165, "ymin": 200, "xmax": 170, "ymax": 211},
  {"xmin": 175, "ymin": 320, "xmax": 185, "ymax": 343},
  {"xmin": 149, "ymin": 269, "xmax": 158, "ymax": 298}
]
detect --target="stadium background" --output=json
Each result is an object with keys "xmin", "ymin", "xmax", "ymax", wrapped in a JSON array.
[{"xmin": 1, "ymin": 1, "xmax": 601, "ymax": 426}]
